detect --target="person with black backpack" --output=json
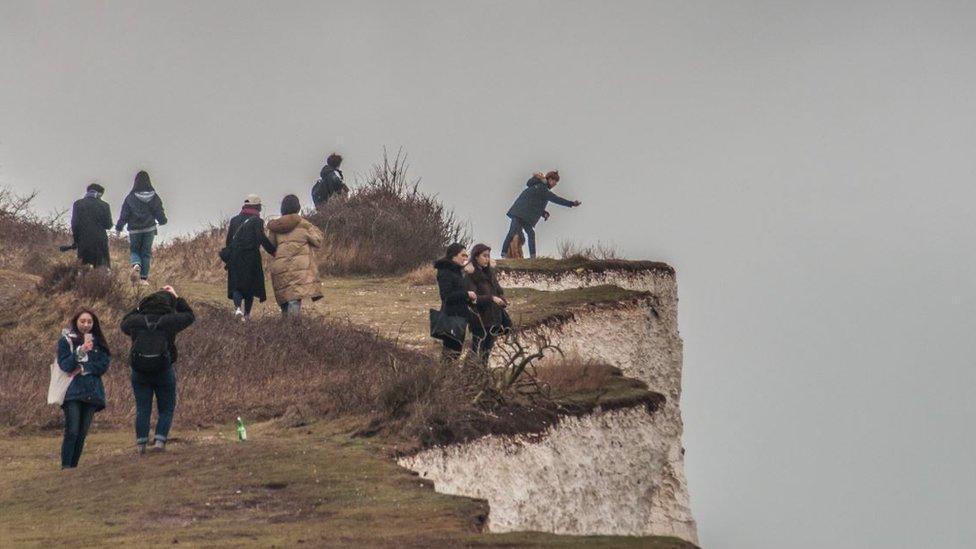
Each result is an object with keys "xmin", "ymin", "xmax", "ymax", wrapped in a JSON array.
[
  {"xmin": 311, "ymin": 153, "xmax": 349, "ymax": 209},
  {"xmin": 224, "ymin": 194, "xmax": 276, "ymax": 321},
  {"xmin": 120, "ymin": 287, "xmax": 195, "ymax": 453}
]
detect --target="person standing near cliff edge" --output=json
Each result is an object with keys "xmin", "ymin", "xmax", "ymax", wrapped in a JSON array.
[{"xmin": 500, "ymin": 171, "xmax": 581, "ymax": 259}]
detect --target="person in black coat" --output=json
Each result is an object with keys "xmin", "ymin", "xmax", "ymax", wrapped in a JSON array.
[
  {"xmin": 69, "ymin": 183, "xmax": 113, "ymax": 268},
  {"xmin": 501, "ymin": 171, "xmax": 581, "ymax": 258},
  {"xmin": 466, "ymin": 243, "xmax": 510, "ymax": 363},
  {"xmin": 116, "ymin": 171, "xmax": 167, "ymax": 285},
  {"xmin": 226, "ymin": 194, "xmax": 276, "ymax": 321},
  {"xmin": 120, "ymin": 287, "xmax": 194, "ymax": 453},
  {"xmin": 312, "ymin": 153, "xmax": 349, "ymax": 209},
  {"xmin": 434, "ymin": 243, "xmax": 476, "ymax": 360}
]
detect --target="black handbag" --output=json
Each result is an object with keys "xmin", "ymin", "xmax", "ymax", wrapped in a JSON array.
[
  {"xmin": 219, "ymin": 218, "xmax": 253, "ymax": 263},
  {"xmin": 429, "ymin": 309, "xmax": 468, "ymax": 343}
]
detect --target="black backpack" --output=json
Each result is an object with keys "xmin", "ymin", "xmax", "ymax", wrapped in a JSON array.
[{"xmin": 130, "ymin": 317, "xmax": 172, "ymax": 374}]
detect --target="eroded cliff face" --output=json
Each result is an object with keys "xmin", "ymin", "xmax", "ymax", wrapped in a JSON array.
[{"xmin": 399, "ymin": 266, "xmax": 697, "ymax": 545}]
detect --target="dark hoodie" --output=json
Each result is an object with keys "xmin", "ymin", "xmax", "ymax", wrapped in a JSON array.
[
  {"xmin": 120, "ymin": 292, "xmax": 195, "ymax": 365},
  {"xmin": 434, "ymin": 258, "xmax": 471, "ymax": 319},
  {"xmin": 116, "ymin": 173, "xmax": 167, "ymax": 233}
]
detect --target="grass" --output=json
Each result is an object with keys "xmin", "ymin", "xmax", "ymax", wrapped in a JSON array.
[
  {"xmin": 175, "ymin": 278, "xmax": 649, "ymax": 346},
  {"xmin": 0, "ymin": 421, "xmax": 696, "ymax": 548},
  {"xmin": 498, "ymin": 257, "xmax": 675, "ymax": 275}
]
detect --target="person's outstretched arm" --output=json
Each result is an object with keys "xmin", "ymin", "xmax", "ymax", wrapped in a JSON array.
[
  {"xmin": 258, "ymin": 220, "xmax": 276, "ymax": 255},
  {"xmin": 545, "ymin": 190, "xmax": 579, "ymax": 208}
]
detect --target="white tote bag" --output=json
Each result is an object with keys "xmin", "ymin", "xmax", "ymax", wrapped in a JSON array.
[{"xmin": 47, "ymin": 336, "xmax": 74, "ymax": 405}]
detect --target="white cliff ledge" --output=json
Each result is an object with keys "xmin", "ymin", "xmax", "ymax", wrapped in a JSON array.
[{"xmin": 399, "ymin": 261, "xmax": 698, "ymax": 545}]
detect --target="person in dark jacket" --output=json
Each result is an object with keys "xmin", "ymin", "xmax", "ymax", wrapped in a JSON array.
[
  {"xmin": 120, "ymin": 287, "xmax": 194, "ymax": 453},
  {"xmin": 466, "ymin": 243, "xmax": 510, "ymax": 363},
  {"xmin": 434, "ymin": 243, "xmax": 477, "ymax": 360},
  {"xmin": 116, "ymin": 170, "xmax": 167, "ymax": 285},
  {"xmin": 312, "ymin": 153, "xmax": 349, "ymax": 209},
  {"xmin": 226, "ymin": 194, "xmax": 276, "ymax": 321},
  {"xmin": 69, "ymin": 183, "xmax": 113, "ymax": 268},
  {"xmin": 501, "ymin": 171, "xmax": 581, "ymax": 258},
  {"xmin": 56, "ymin": 308, "xmax": 111, "ymax": 468}
]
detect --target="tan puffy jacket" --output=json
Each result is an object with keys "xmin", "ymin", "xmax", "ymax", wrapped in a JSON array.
[{"xmin": 267, "ymin": 214, "xmax": 324, "ymax": 304}]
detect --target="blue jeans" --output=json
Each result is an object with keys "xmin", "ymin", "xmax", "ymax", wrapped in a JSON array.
[
  {"xmin": 131, "ymin": 368, "xmax": 177, "ymax": 444},
  {"xmin": 501, "ymin": 216, "xmax": 536, "ymax": 258},
  {"xmin": 61, "ymin": 400, "xmax": 95, "ymax": 468},
  {"xmin": 129, "ymin": 231, "xmax": 155, "ymax": 279}
]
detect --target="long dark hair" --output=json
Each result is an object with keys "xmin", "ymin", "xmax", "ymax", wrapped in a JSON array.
[
  {"xmin": 133, "ymin": 170, "xmax": 153, "ymax": 192},
  {"xmin": 68, "ymin": 308, "xmax": 111, "ymax": 355}
]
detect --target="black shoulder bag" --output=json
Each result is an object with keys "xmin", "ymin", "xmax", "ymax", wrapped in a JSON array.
[{"xmin": 219, "ymin": 218, "xmax": 254, "ymax": 264}]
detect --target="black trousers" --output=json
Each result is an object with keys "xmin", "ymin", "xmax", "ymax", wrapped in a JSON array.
[{"xmin": 61, "ymin": 400, "xmax": 96, "ymax": 468}]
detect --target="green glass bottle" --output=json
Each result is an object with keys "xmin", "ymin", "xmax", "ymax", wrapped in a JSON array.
[{"xmin": 236, "ymin": 417, "xmax": 247, "ymax": 441}]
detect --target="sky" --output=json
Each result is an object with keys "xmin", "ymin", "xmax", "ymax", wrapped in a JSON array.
[{"xmin": 2, "ymin": 1, "xmax": 974, "ymax": 547}]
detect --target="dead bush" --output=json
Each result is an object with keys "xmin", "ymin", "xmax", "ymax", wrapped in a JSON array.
[
  {"xmin": 308, "ymin": 149, "xmax": 468, "ymax": 276},
  {"xmin": 557, "ymin": 240, "xmax": 620, "ymax": 261},
  {"xmin": 37, "ymin": 263, "xmax": 129, "ymax": 303},
  {"xmin": 401, "ymin": 264, "xmax": 436, "ymax": 286},
  {"xmin": 533, "ymin": 355, "xmax": 616, "ymax": 398}
]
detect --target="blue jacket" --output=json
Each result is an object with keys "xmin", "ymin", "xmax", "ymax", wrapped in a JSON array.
[
  {"xmin": 506, "ymin": 179, "xmax": 576, "ymax": 227},
  {"xmin": 57, "ymin": 334, "xmax": 110, "ymax": 411}
]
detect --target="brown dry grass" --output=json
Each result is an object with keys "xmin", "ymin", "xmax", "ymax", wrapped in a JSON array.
[
  {"xmin": 308, "ymin": 149, "xmax": 468, "ymax": 276},
  {"xmin": 402, "ymin": 263, "xmax": 437, "ymax": 286}
]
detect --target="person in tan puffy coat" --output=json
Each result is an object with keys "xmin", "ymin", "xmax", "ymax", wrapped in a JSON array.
[{"xmin": 266, "ymin": 194, "xmax": 324, "ymax": 317}]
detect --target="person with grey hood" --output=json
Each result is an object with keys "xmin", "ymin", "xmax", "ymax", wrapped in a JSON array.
[
  {"xmin": 69, "ymin": 182, "xmax": 113, "ymax": 268},
  {"xmin": 116, "ymin": 170, "xmax": 167, "ymax": 285}
]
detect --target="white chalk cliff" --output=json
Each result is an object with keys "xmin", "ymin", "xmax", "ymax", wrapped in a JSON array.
[{"xmin": 399, "ymin": 263, "xmax": 698, "ymax": 545}]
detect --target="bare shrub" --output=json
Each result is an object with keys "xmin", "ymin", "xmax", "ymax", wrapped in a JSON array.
[
  {"xmin": 308, "ymin": 149, "xmax": 469, "ymax": 276},
  {"xmin": 0, "ymin": 187, "xmax": 69, "ymax": 271},
  {"xmin": 152, "ymin": 223, "xmax": 228, "ymax": 283},
  {"xmin": 402, "ymin": 264, "xmax": 436, "ymax": 286},
  {"xmin": 533, "ymin": 355, "xmax": 616, "ymax": 398},
  {"xmin": 37, "ymin": 263, "xmax": 130, "ymax": 303},
  {"xmin": 557, "ymin": 240, "xmax": 620, "ymax": 261}
]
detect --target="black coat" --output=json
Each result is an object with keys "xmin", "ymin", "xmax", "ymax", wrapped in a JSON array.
[
  {"xmin": 312, "ymin": 166, "xmax": 349, "ymax": 206},
  {"xmin": 435, "ymin": 259, "xmax": 472, "ymax": 319},
  {"xmin": 116, "ymin": 191, "xmax": 167, "ymax": 233},
  {"xmin": 225, "ymin": 213, "xmax": 276, "ymax": 301},
  {"xmin": 506, "ymin": 179, "xmax": 576, "ymax": 227},
  {"xmin": 120, "ymin": 297, "xmax": 195, "ymax": 365},
  {"xmin": 466, "ymin": 264, "xmax": 507, "ymax": 329},
  {"xmin": 70, "ymin": 196, "xmax": 113, "ymax": 267}
]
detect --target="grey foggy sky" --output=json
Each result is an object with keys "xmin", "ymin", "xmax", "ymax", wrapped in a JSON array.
[{"xmin": 2, "ymin": 1, "xmax": 973, "ymax": 547}]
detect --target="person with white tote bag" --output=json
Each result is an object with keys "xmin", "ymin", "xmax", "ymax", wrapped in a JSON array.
[{"xmin": 51, "ymin": 309, "xmax": 111, "ymax": 469}]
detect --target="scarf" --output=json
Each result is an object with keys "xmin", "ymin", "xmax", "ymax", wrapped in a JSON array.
[
  {"xmin": 85, "ymin": 190, "xmax": 102, "ymax": 200},
  {"xmin": 241, "ymin": 206, "xmax": 261, "ymax": 217}
]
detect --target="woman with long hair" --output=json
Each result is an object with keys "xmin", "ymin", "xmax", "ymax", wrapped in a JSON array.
[
  {"xmin": 56, "ymin": 308, "xmax": 111, "ymax": 468},
  {"xmin": 465, "ymin": 243, "xmax": 509, "ymax": 363},
  {"xmin": 115, "ymin": 170, "xmax": 167, "ymax": 285}
]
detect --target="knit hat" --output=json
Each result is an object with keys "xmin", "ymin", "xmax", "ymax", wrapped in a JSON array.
[
  {"xmin": 86, "ymin": 182, "xmax": 105, "ymax": 194},
  {"xmin": 244, "ymin": 194, "xmax": 262, "ymax": 206}
]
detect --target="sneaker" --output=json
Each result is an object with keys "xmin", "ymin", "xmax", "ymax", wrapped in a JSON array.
[
  {"xmin": 129, "ymin": 264, "xmax": 141, "ymax": 284},
  {"xmin": 234, "ymin": 308, "xmax": 244, "ymax": 320},
  {"xmin": 150, "ymin": 440, "xmax": 166, "ymax": 452},
  {"xmin": 137, "ymin": 279, "xmax": 150, "ymax": 286}
]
